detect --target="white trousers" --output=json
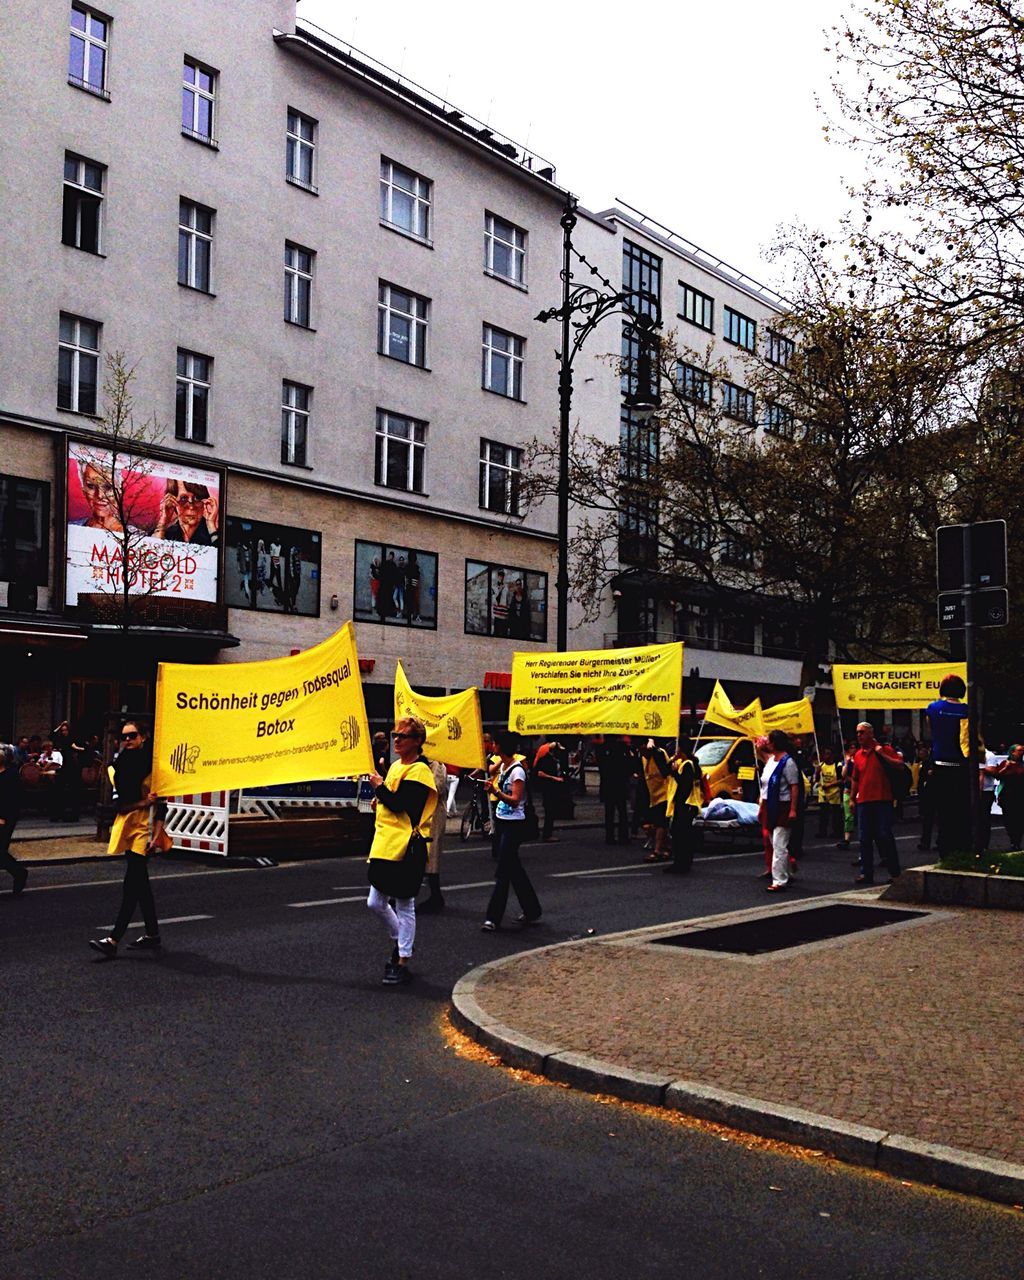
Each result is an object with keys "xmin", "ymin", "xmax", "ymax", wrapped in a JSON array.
[
  {"xmin": 446, "ymin": 775, "xmax": 460, "ymax": 815},
  {"xmin": 367, "ymin": 886, "xmax": 416, "ymax": 958},
  {"xmin": 770, "ymin": 825, "xmax": 792, "ymax": 887}
]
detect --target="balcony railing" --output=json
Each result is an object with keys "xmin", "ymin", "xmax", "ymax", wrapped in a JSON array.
[{"xmin": 604, "ymin": 629, "xmax": 805, "ymax": 661}]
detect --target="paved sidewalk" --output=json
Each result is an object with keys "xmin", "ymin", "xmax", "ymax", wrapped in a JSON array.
[{"xmin": 452, "ymin": 893, "xmax": 1024, "ymax": 1206}]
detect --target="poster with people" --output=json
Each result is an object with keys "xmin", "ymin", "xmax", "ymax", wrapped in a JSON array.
[
  {"xmin": 353, "ymin": 540, "xmax": 437, "ymax": 629},
  {"xmin": 224, "ymin": 516, "xmax": 321, "ymax": 616},
  {"xmin": 464, "ymin": 559, "xmax": 547, "ymax": 641},
  {"xmin": 65, "ymin": 441, "xmax": 222, "ymax": 607}
]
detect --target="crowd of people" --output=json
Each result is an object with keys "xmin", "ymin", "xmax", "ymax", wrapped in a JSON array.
[{"xmin": 4, "ymin": 670, "xmax": 1021, "ymax": 985}]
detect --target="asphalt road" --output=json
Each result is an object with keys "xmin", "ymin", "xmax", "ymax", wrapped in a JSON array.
[{"xmin": 2, "ymin": 823, "xmax": 1022, "ymax": 1279}]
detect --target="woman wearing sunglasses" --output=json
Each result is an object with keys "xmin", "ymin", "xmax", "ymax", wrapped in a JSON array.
[
  {"xmin": 89, "ymin": 722, "xmax": 168, "ymax": 959},
  {"xmin": 366, "ymin": 716, "xmax": 437, "ymax": 985},
  {"xmin": 153, "ymin": 479, "xmax": 219, "ymax": 545}
]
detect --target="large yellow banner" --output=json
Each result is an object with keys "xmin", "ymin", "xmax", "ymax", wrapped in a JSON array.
[
  {"xmin": 705, "ymin": 680, "xmax": 764, "ymax": 737},
  {"xmin": 761, "ymin": 696, "xmax": 815, "ymax": 735},
  {"xmin": 508, "ymin": 642, "xmax": 683, "ymax": 736},
  {"xmin": 151, "ymin": 623, "xmax": 373, "ymax": 794},
  {"xmin": 832, "ymin": 662, "xmax": 968, "ymax": 710},
  {"xmin": 394, "ymin": 661, "xmax": 485, "ymax": 769}
]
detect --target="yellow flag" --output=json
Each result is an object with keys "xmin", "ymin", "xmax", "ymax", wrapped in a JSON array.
[
  {"xmin": 705, "ymin": 680, "xmax": 764, "ymax": 737},
  {"xmin": 761, "ymin": 697, "xmax": 815, "ymax": 735},
  {"xmin": 393, "ymin": 661, "xmax": 485, "ymax": 769},
  {"xmin": 151, "ymin": 622, "xmax": 373, "ymax": 794},
  {"xmin": 508, "ymin": 642, "xmax": 683, "ymax": 736},
  {"xmin": 832, "ymin": 662, "xmax": 968, "ymax": 710}
]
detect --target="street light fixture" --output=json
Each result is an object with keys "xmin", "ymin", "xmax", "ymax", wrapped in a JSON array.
[{"xmin": 536, "ymin": 192, "xmax": 662, "ymax": 651}]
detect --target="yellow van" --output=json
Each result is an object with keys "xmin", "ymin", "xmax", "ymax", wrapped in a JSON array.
[{"xmin": 694, "ymin": 735, "xmax": 758, "ymax": 802}]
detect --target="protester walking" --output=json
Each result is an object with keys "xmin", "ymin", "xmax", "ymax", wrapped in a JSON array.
[
  {"xmin": 640, "ymin": 738, "xmax": 671, "ymax": 861},
  {"xmin": 88, "ymin": 722, "xmax": 167, "ymax": 958},
  {"xmin": 665, "ymin": 737, "xmax": 701, "ymax": 875},
  {"xmin": 760, "ymin": 730, "xmax": 803, "ymax": 893},
  {"xmin": 533, "ymin": 741, "xmax": 566, "ymax": 842},
  {"xmin": 850, "ymin": 721, "xmax": 903, "ymax": 885},
  {"xmin": 482, "ymin": 732, "xmax": 541, "ymax": 931},
  {"xmin": 366, "ymin": 716, "xmax": 437, "ymax": 985},
  {"xmin": 0, "ymin": 743, "xmax": 27, "ymax": 896},
  {"xmin": 596, "ymin": 735, "xmax": 634, "ymax": 845},
  {"xmin": 814, "ymin": 747, "xmax": 843, "ymax": 839}
]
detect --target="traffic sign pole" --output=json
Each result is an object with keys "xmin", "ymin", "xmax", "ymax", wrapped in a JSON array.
[{"xmin": 962, "ymin": 524, "xmax": 982, "ymax": 855}]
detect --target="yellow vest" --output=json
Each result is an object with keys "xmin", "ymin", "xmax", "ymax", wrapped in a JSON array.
[
  {"xmin": 666, "ymin": 758, "xmax": 702, "ymax": 819},
  {"xmin": 369, "ymin": 759, "xmax": 437, "ymax": 862},
  {"xmin": 645, "ymin": 752, "xmax": 670, "ymax": 806},
  {"xmin": 107, "ymin": 770, "xmax": 157, "ymax": 856},
  {"xmin": 818, "ymin": 762, "xmax": 841, "ymax": 804}
]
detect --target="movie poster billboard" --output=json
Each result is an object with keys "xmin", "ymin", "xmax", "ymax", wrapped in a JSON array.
[
  {"xmin": 224, "ymin": 516, "xmax": 321, "ymax": 616},
  {"xmin": 464, "ymin": 560, "xmax": 547, "ymax": 641},
  {"xmin": 353, "ymin": 540, "xmax": 437, "ymax": 629},
  {"xmin": 65, "ymin": 442, "xmax": 222, "ymax": 607}
]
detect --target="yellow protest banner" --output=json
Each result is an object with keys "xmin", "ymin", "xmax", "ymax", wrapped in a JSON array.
[
  {"xmin": 761, "ymin": 696, "xmax": 815, "ymax": 735},
  {"xmin": 705, "ymin": 680, "xmax": 764, "ymax": 737},
  {"xmin": 394, "ymin": 661, "xmax": 485, "ymax": 769},
  {"xmin": 151, "ymin": 622, "xmax": 373, "ymax": 794},
  {"xmin": 508, "ymin": 642, "xmax": 683, "ymax": 736},
  {"xmin": 832, "ymin": 662, "xmax": 968, "ymax": 710}
]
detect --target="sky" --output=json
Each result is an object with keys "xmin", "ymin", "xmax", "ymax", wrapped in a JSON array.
[{"xmin": 297, "ymin": 0, "xmax": 868, "ymax": 292}]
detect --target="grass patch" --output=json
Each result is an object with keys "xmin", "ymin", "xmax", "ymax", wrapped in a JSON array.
[{"xmin": 935, "ymin": 848, "xmax": 1024, "ymax": 877}]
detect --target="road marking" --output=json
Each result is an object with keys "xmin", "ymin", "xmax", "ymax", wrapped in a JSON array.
[
  {"xmin": 24, "ymin": 863, "xmax": 289, "ymax": 892},
  {"xmin": 548, "ymin": 862, "xmax": 653, "ymax": 878},
  {"xmin": 291, "ymin": 878, "xmax": 496, "ymax": 909},
  {"xmin": 98, "ymin": 914, "xmax": 213, "ymax": 929}
]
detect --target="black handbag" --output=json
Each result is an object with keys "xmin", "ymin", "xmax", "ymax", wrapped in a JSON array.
[{"xmin": 367, "ymin": 831, "xmax": 429, "ymax": 898}]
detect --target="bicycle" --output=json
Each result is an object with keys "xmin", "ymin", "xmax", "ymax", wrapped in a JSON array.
[{"xmin": 460, "ymin": 776, "xmax": 492, "ymax": 841}]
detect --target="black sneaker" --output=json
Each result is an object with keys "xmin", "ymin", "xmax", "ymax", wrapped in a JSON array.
[
  {"xmin": 383, "ymin": 961, "xmax": 412, "ymax": 985},
  {"xmin": 417, "ymin": 896, "xmax": 445, "ymax": 914},
  {"xmin": 12, "ymin": 866, "xmax": 28, "ymax": 896},
  {"xmin": 88, "ymin": 937, "xmax": 118, "ymax": 959},
  {"xmin": 128, "ymin": 935, "xmax": 162, "ymax": 950}
]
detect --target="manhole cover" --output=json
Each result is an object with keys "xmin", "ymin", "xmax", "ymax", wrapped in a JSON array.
[{"xmin": 653, "ymin": 904, "xmax": 928, "ymax": 956}]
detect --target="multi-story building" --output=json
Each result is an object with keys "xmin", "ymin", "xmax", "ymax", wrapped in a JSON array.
[
  {"xmin": 1, "ymin": 1, "xmax": 567, "ymax": 737},
  {"xmin": 568, "ymin": 204, "xmax": 806, "ymax": 719}
]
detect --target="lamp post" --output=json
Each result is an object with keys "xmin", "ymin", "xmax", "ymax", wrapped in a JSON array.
[{"xmin": 536, "ymin": 192, "xmax": 661, "ymax": 652}]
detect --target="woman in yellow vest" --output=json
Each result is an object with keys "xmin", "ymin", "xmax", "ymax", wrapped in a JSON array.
[
  {"xmin": 814, "ymin": 747, "xmax": 843, "ymax": 840},
  {"xmin": 367, "ymin": 715, "xmax": 437, "ymax": 986},
  {"xmin": 640, "ymin": 738, "xmax": 672, "ymax": 861},
  {"xmin": 88, "ymin": 721, "xmax": 168, "ymax": 958},
  {"xmin": 665, "ymin": 736, "xmax": 703, "ymax": 875}
]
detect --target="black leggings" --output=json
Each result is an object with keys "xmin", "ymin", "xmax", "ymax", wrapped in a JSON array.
[
  {"xmin": 112, "ymin": 853, "xmax": 159, "ymax": 940},
  {"xmin": 485, "ymin": 819, "xmax": 541, "ymax": 925}
]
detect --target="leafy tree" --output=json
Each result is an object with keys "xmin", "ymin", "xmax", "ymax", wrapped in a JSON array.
[
  {"xmin": 828, "ymin": 0, "xmax": 1024, "ymax": 350},
  {"xmin": 523, "ymin": 240, "xmax": 969, "ymax": 690}
]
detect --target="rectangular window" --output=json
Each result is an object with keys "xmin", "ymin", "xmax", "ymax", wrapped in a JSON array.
[
  {"xmin": 619, "ymin": 407, "xmax": 658, "ymax": 483},
  {"xmin": 178, "ymin": 199, "xmax": 213, "ymax": 292},
  {"xmin": 679, "ymin": 283, "xmax": 714, "ymax": 332},
  {"xmin": 62, "ymin": 153, "xmax": 104, "ymax": 253},
  {"xmin": 724, "ymin": 305, "xmax": 757, "ymax": 351},
  {"xmin": 767, "ymin": 329, "xmax": 795, "ymax": 367},
  {"xmin": 379, "ymin": 158, "xmax": 432, "ymax": 241},
  {"xmin": 482, "ymin": 325, "xmax": 524, "ymax": 399},
  {"xmin": 225, "ymin": 516, "xmax": 322, "ymax": 617},
  {"xmin": 182, "ymin": 57, "xmax": 217, "ymax": 143},
  {"xmin": 57, "ymin": 313, "xmax": 100, "ymax": 414},
  {"xmin": 484, "ymin": 213, "xmax": 527, "ymax": 285},
  {"xmin": 281, "ymin": 382, "xmax": 310, "ymax": 466},
  {"xmin": 377, "ymin": 282, "xmax": 429, "ymax": 366},
  {"xmin": 465, "ymin": 559, "xmax": 547, "ymax": 641},
  {"xmin": 479, "ymin": 439, "xmax": 522, "ymax": 515},
  {"xmin": 375, "ymin": 410, "xmax": 426, "ymax": 493},
  {"xmin": 618, "ymin": 494, "xmax": 658, "ymax": 567},
  {"xmin": 676, "ymin": 360, "xmax": 713, "ymax": 404},
  {"xmin": 286, "ymin": 109, "xmax": 317, "ymax": 190},
  {"xmin": 622, "ymin": 240, "xmax": 662, "ymax": 320},
  {"xmin": 764, "ymin": 402, "xmax": 796, "ymax": 439},
  {"xmin": 722, "ymin": 380, "xmax": 756, "ymax": 424},
  {"xmin": 0, "ymin": 475, "xmax": 51, "ymax": 588},
  {"xmin": 69, "ymin": 4, "xmax": 109, "ymax": 97},
  {"xmin": 284, "ymin": 242, "xmax": 314, "ymax": 327},
  {"xmin": 721, "ymin": 533, "xmax": 756, "ymax": 568},
  {"xmin": 674, "ymin": 518, "xmax": 714, "ymax": 556},
  {"xmin": 354, "ymin": 540, "xmax": 437, "ymax": 629},
  {"xmin": 175, "ymin": 349, "xmax": 211, "ymax": 443}
]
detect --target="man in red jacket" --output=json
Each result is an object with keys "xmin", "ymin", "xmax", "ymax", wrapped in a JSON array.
[{"xmin": 850, "ymin": 722, "xmax": 903, "ymax": 885}]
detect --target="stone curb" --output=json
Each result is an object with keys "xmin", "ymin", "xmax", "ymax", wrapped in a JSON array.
[
  {"xmin": 883, "ymin": 864, "xmax": 1024, "ymax": 910},
  {"xmin": 450, "ymin": 942, "xmax": 1024, "ymax": 1208}
]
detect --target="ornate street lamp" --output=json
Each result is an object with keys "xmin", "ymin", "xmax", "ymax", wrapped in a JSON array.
[{"xmin": 536, "ymin": 192, "xmax": 661, "ymax": 651}]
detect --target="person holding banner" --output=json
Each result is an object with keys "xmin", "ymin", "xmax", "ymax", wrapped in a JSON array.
[
  {"xmin": 88, "ymin": 722, "xmax": 168, "ymax": 958},
  {"xmin": 665, "ymin": 738, "xmax": 702, "ymax": 875},
  {"xmin": 850, "ymin": 723, "xmax": 903, "ymax": 885},
  {"xmin": 482, "ymin": 732, "xmax": 542, "ymax": 931},
  {"xmin": 640, "ymin": 739, "xmax": 672, "ymax": 862},
  {"xmin": 367, "ymin": 716, "xmax": 437, "ymax": 985},
  {"xmin": 418, "ymin": 755, "xmax": 449, "ymax": 913}
]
